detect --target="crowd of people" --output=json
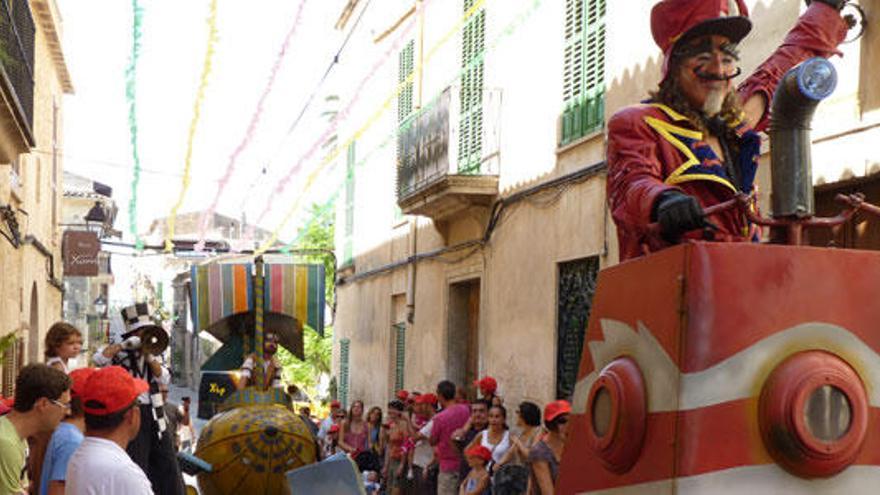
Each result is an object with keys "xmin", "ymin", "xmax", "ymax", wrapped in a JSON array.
[
  {"xmin": 304, "ymin": 376, "xmax": 570, "ymax": 495},
  {"xmin": 0, "ymin": 305, "xmax": 193, "ymax": 495}
]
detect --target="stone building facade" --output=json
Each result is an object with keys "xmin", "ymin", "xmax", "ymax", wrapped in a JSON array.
[
  {"xmin": 0, "ymin": 0, "xmax": 73, "ymax": 395},
  {"xmin": 327, "ymin": 0, "xmax": 879, "ymax": 410}
]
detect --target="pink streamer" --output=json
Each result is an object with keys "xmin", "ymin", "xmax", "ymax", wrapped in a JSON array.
[
  {"xmin": 240, "ymin": 2, "xmax": 422, "ymax": 247},
  {"xmin": 194, "ymin": 0, "xmax": 307, "ymax": 251}
]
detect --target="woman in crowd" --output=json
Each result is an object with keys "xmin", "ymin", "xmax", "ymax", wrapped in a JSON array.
[
  {"xmin": 44, "ymin": 322, "xmax": 83, "ymax": 373},
  {"xmin": 528, "ymin": 400, "xmax": 570, "ymax": 495},
  {"xmin": 382, "ymin": 400, "xmax": 411, "ymax": 495},
  {"xmin": 366, "ymin": 406, "xmax": 384, "ymax": 456},
  {"xmin": 495, "ymin": 401, "xmax": 542, "ymax": 494},
  {"xmin": 466, "ymin": 404, "xmax": 511, "ymax": 475},
  {"xmin": 339, "ymin": 400, "xmax": 369, "ymax": 454}
]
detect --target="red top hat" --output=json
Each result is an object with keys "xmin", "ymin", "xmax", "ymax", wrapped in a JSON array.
[
  {"xmin": 651, "ymin": 0, "xmax": 751, "ymax": 78},
  {"xmin": 82, "ymin": 366, "xmax": 149, "ymax": 416}
]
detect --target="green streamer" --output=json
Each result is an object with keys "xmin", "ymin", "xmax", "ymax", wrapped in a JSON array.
[{"xmin": 126, "ymin": 0, "xmax": 144, "ymax": 251}]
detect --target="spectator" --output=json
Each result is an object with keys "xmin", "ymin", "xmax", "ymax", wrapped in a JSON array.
[
  {"xmin": 317, "ymin": 400, "xmax": 342, "ymax": 442},
  {"xmin": 365, "ymin": 406, "xmax": 384, "ymax": 455},
  {"xmin": 237, "ymin": 330, "xmax": 283, "ymax": 390},
  {"xmin": 429, "ymin": 381, "xmax": 471, "ymax": 495},
  {"xmin": 459, "ymin": 445, "xmax": 492, "ymax": 495},
  {"xmin": 160, "ymin": 385, "xmax": 184, "ymax": 451},
  {"xmin": 339, "ymin": 400, "xmax": 369, "ymax": 454},
  {"xmin": 323, "ymin": 424, "xmax": 343, "ymax": 458},
  {"xmin": 0, "ymin": 364, "xmax": 71, "ymax": 495},
  {"xmin": 65, "ymin": 366, "xmax": 153, "ymax": 494},
  {"xmin": 411, "ymin": 393, "xmax": 438, "ymax": 494},
  {"xmin": 39, "ymin": 367, "xmax": 94, "ymax": 495},
  {"xmin": 474, "ymin": 376, "xmax": 502, "ymax": 407},
  {"xmin": 363, "ymin": 470, "xmax": 381, "ymax": 494},
  {"xmin": 529, "ymin": 400, "xmax": 570, "ymax": 495},
  {"xmin": 382, "ymin": 400, "xmax": 411, "ymax": 495},
  {"xmin": 466, "ymin": 404, "xmax": 511, "ymax": 475},
  {"xmin": 178, "ymin": 397, "xmax": 196, "ymax": 453},
  {"xmin": 298, "ymin": 406, "xmax": 319, "ymax": 438},
  {"xmin": 44, "ymin": 322, "xmax": 83, "ymax": 373},
  {"xmin": 495, "ymin": 401, "xmax": 542, "ymax": 495},
  {"xmin": 453, "ymin": 400, "xmax": 490, "ymax": 481},
  {"xmin": 93, "ymin": 303, "xmax": 184, "ymax": 495}
]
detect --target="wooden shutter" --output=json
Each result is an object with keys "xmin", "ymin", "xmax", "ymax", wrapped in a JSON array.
[
  {"xmin": 398, "ymin": 40, "xmax": 415, "ymax": 124},
  {"xmin": 339, "ymin": 338, "xmax": 351, "ymax": 408},
  {"xmin": 561, "ymin": 0, "xmax": 605, "ymax": 145},
  {"xmin": 393, "ymin": 323, "xmax": 406, "ymax": 392},
  {"xmin": 458, "ymin": 0, "xmax": 485, "ymax": 173},
  {"xmin": 343, "ymin": 142, "xmax": 355, "ymax": 265}
]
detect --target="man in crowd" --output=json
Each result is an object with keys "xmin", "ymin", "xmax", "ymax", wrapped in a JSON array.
[
  {"xmin": 93, "ymin": 303, "xmax": 184, "ymax": 495},
  {"xmin": 411, "ymin": 393, "xmax": 438, "ymax": 493},
  {"xmin": 160, "ymin": 385, "xmax": 184, "ymax": 452},
  {"xmin": 0, "ymin": 364, "xmax": 70, "ymax": 494},
  {"xmin": 39, "ymin": 367, "xmax": 94, "ymax": 495},
  {"xmin": 429, "ymin": 381, "xmax": 471, "ymax": 495},
  {"xmin": 317, "ymin": 400, "xmax": 342, "ymax": 442},
  {"xmin": 607, "ymin": 0, "xmax": 849, "ymax": 259},
  {"xmin": 453, "ymin": 399, "xmax": 490, "ymax": 482},
  {"xmin": 65, "ymin": 366, "xmax": 154, "ymax": 494}
]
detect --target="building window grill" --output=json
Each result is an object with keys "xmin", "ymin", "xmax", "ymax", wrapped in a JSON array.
[
  {"xmin": 392, "ymin": 323, "xmax": 405, "ymax": 392},
  {"xmin": 556, "ymin": 257, "xmax": 599, "ymax": 400},
  {"xmin": 0, "ymin": 0, "xmax": 35, "ymax": 130},
  {"xmin": 458, "ymin": 0, "xmax": 486, "ymax": 173},
  {"xmin": 339, "ymin": 338, "xmax": 351, "ymax": 408}
]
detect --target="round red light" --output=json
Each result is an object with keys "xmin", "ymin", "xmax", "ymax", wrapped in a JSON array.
[
  {"xmin": 759, "ymin": 350, "xmax": 868, "ymax": 478},
  {"xmin": 585, "ymin": 356, "xmax": 647, "ymax": 474}
]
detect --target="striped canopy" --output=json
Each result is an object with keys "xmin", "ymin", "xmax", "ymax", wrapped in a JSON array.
[{"xmin": 190, "ymin": 263, "xmax": 325, "ymax": 336}]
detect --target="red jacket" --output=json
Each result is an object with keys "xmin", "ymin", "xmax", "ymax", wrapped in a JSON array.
[{"xmin": 607, "ymin": 2, "xmax": 847, "ymax": 261}]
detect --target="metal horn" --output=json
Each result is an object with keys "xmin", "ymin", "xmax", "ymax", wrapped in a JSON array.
[{"xmin": 142, "ymin": 326, "xmax": 169, "ymax": 354}]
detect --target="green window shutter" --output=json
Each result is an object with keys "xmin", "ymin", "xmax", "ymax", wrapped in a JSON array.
[
  {"xmin": 393, "ymin": 323, "xmax": 406, "ymax": 391},
  {"xmin": 343, "ymin": 142, "xmax": 356, "ymax": 265},
  {"xmin": 561, "ymin": 0, "xmax": 605, "ymax": 146},
  {"xmin": 395, "ymin": 40, "xmax": 415, "ymax": 221},
  {"xmin": 459, "ymin": 0, "xmax": 485, "ymax": 174},
  {"xmin": 339, "ymin": 338, "xmax": 351, "ymax": 408}
]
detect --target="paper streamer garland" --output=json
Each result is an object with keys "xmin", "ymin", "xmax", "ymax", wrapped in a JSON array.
[
  {"xmin": 270, "ymin": 0, "xmax": 545, "ymax": 255},
  {"xmin": 126, "ymin": 0, "xmax": 144, "ymax": 251},
  {"xmin": 165, "ymin": 0, "xmax": 219, "ymax": 252},
  {"xmin": 253, "ymin": 0, "xmax": 491, "ymax": 254},
  {"xmin": 194, "ymin": 0, "xmax": 308, "ymax": 252}
]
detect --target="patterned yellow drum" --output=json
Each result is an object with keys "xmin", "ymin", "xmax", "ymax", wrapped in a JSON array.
[{"xmin": 194, "ymin": 391, "xmax": 317, "ymax": 495}]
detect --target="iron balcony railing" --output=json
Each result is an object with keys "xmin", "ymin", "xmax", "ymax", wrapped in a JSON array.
[
  {"xmin": 396, "ymin": 86, "xmax": 501, "ymax": 201},
  {"xmin": 0, "ymin": 0, "xmax": 35, "ymax": 132}
]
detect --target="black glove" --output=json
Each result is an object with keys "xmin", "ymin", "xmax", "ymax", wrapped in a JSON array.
[
  {"xmin": 805, "ymin": 0, "xmax": 846, "ymax": 11},
  {"xmin": 653, "ymin": 191, "xmax": 706, "ymax": 243}
]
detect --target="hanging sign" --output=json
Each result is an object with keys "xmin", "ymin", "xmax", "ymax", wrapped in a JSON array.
[{"xmin": 63, "ymin": 231, "xmax": 100, "ymax": 276}]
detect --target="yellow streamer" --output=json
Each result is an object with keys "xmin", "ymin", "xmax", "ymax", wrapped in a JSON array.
[
  {"xmin": 165, "ymin": 0, "xmax": 219, "ymax": 252},
  {"xmin": 255, "ymin": 0, "xmax": 488, "ymax": 254}
]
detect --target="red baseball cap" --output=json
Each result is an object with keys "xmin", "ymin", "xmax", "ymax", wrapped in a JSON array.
[
  {"xmin": 464, "ymin": 445, "xmax": 493, "ymax": 462},
  {"xmin": 544, "ymin": 400, "xmax": 572, "ymax": 423},
  {"xmin": 82, "ymin": 366, "xmax": 148, "ymax": 416},
  {"xmin": 416, "ymin": 393, "xmax": 438, "ymax": 405},
  {"xmin": 474, "ymin": 376, "xmax": 497, "ymax": 394},
  {"xmin": 69, "ymin": 367, "xmax": 97, "ymax": 398},
  {"xmin": 330, "ymin": 400, "xmax": 341, "ymax": 409},
  {"xmin": 651, "ymin": 0, "xmax": 751, "ymax": 79},
  {"xmin": 329, "ymin": 424, "xmax": 340, "ymax": 433},
  {"xmin": 396, "ymin": 390, "xmax": 409, "ymax": 401}
]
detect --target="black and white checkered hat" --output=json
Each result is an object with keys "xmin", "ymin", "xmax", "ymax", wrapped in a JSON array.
[{"xmin": 120, "ymin": 302, "xmax": 163, "ymax": 336}]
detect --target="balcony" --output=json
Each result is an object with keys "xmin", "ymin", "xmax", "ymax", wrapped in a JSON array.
[
  {"xmin": 396, "ymin": 86, "xmax": 500, "ymax": 221},
  {"xmin": 0, "ymin": 0, "xmax": 35, "ymax": 161}
]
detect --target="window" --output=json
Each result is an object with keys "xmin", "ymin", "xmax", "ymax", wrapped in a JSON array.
[
  {"xmin": 339, "ymin": 338, "xmax": 350, "ymax": 408},
  {"xmin": 395, "ymin": 40, "xmax": 415, "ymax": 222},
  {"xmin": 343, "ymin": 142, "xmax": 355, "ymax": 266},
  {"xmin": 458, "ymin": 0, "xmax": 485, "ymax": 173},
  {"xmin": 556, "ymin": 257, "xmax": 599, "ymax": 400},
  {"xmin": 391, "ymin": 323, "xmax": 406, "ymax": 392},
  {"xmin": 560, "ymin": 0, "xmax": 605, "ymax": 145}
]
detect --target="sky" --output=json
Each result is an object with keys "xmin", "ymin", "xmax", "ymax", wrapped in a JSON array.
[{"xmin": 59, "ymin": 0, "xmax": 348, "ymax": 246}]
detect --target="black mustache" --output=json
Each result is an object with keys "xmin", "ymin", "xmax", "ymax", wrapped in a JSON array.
[{"xmin": 694, "ymin": 66, "xmax": 742, "ymax": 81}]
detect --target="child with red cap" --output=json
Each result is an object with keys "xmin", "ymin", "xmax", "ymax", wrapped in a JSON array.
[
  {"xmin": 65, "ymin": 366, "xmax": 154, "ymax": 494},
  {"xmin": 460, "ymin": 445, "xmax": 492, "ymax": 495}
]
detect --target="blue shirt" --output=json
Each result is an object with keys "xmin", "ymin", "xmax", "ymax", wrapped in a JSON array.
[{"xmin": 39, "ymin": 422, "xmax": 83, "ymax": 495}]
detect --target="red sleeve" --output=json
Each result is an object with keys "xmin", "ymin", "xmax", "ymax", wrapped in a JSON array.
[
  {"xmin": 606, "ymin": 108, "xmax": 678, "ymax": 236},
  {"xmin": 738, "ymin": 2, "xmax": 847, "ymax": 132}
]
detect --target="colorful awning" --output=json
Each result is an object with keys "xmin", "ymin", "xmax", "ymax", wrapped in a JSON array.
[{"xmin": 190, "ymin": 263, "xmax": 325, "ymax": 336}]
